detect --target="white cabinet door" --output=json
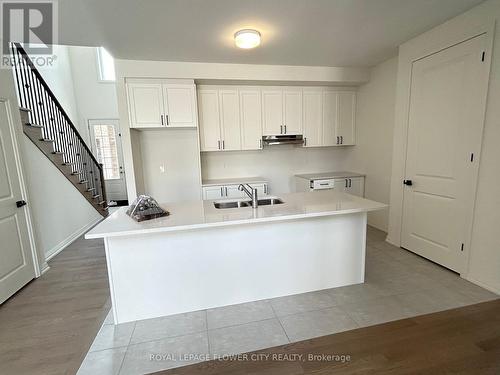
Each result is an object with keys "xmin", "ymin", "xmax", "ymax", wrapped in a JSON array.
[
  {"xmin": 303, "ymin": 89, "xmax": 322, "ymax": 147},
  {"xmin": 283, "ymin": 88, "xmax": 303, "ymax": 135},
  {"xmin": 240, "ymin": 89, "xmax": 263, "ymax": 150},
  {"xmin": 202, "ymin": 186, "xmax": 224, "ymax": 200},
  {"xmin": 163, "ymin": 84, "xmax": 198, "ymax": 128},
  {"xmin": 127, "ymin": 83, "xmax": 164, "ymax": 128},
  {"xmin": 262, "ymin": 89, "xmax": 283, "ymax": 135},
  {"xmin": 198, "ymin": 89, "xmax": 221, "ymax": 152},
  {"xmin": 249, "ymin": 183, "xmax": 268, "ymax": 196},
  {"xmin": 219, "ymin": 89, "xmax": 241, "ymax": 151},
  {"xmin": 332, "ymin": 178, "xmax": 347, "ymax": 193},
  {"xmin": 346, "ymin": 177, "xmax": 364, "ymax": 197},
  {"xmin": 225, "ymin": 185, "xmax": 245, "ymax": 198},
  {"xmin": 322, "ymin": 91, "xmax": 338, "ymax": 146},
  {"xmin": 337, "ymin": 92, "xmax": 356, "ymax": 145}
]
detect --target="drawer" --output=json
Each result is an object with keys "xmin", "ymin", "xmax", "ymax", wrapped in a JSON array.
[{"xmin": 312, "ymin": 179, "xmax": 335, "ymax": 190}]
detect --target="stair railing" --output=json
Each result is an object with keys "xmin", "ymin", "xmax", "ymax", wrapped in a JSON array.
[{"xmin": 10, "ymin": 42, "xmax": 107, "ymax": 210}]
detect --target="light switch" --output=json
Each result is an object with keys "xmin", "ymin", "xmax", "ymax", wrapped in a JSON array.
[{"xmin": 160, "ymin": 164, "xmax": 166, "ymax": 173}]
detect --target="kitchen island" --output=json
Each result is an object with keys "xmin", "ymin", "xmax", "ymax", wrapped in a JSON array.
[{"xmin": 86, "ymin": 190, "xmax": 386, "ymax": 324}]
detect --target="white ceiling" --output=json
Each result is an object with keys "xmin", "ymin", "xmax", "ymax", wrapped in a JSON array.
[{"xmin": 58, "ymin": 0, "xmax": 485, "ymax": 67}]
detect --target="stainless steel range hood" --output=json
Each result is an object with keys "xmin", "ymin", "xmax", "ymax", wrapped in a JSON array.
[{"xmin": 262, "ymin": 135, "xmax": 304, "ymax": 146}]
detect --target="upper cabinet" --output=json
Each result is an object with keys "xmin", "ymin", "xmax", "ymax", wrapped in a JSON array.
[
  {"xmin": 197, "ymin": 85, "xmax": 356, "ymax": 151},
  {"xmin": 262, "ymin": 87, "xmax": 303, "ymax": 135},
  {"xmin": 198, "ymin": 86, "xmax": 263, "ymax": 152},
  {"xmin": 127, "ymin": 80, "xmax": 198, "ymax": 129}
]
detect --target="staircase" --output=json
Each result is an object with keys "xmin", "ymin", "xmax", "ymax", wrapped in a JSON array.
[{"xmin": 11, "ymin": 43, "xmax": 108, "ymax": 217}]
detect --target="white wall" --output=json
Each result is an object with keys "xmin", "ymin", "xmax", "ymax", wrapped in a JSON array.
[
  {"xmin": 201, "ymin": 146, "xmax": 348, "ymax": 194},
  {"xmin": 387, "ymin": 0, "xmax": 500, "ymax": 294},
  {"xmin": 37, "ymin": 45, "xmax": 80, "ymax": 130},
  {"xmin": 21, "ymin": 140, "xmax": 102, "ymax": 260},
  {"xmin": 68, "ymin": 46, "xmax": 119, "ymax": 144},
  {"xmin": 344, "ymin": 57, "xmax": 398, "ymax": 231}
]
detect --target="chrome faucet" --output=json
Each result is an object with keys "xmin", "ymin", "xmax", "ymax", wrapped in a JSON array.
[{"xmin": 238, "ymin": 184, "xmax": 258, "ymax": 208}]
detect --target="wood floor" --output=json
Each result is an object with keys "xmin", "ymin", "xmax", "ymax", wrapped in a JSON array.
[
  {"xmin": 0, "ymin": 236, "xmax": 110, "ymax": 375},
  {"xmin": 154, "ymin": 299, "xmax": 500, "ymax": 375}
]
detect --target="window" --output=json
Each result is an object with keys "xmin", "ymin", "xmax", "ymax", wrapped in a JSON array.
[
  {"xmin": 96, "ymin": 47, "xmax": 116, "ymax": 82},
  {"xmin": 92, "ymin": 124, "xmax": 120, "ymax": 180}
]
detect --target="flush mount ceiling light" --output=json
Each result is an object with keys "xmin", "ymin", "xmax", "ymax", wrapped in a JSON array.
[{"xmin": 234, "ymin": 29, "xmax": 261, "ymax": 49}]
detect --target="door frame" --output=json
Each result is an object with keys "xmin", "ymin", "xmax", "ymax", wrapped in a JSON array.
[
  {"xmin": 87, "ymin": 118, "xmax": 127, "ymax": 201},
  {"xmin": 0, "ymin": 97, "xmax": 42, "ymax": 278},
  {"xmin": 387, "ymin": 14, "xmax": 495, "ymax": 276}
]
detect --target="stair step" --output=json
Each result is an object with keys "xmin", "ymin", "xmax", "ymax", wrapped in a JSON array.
[
  {"xmin": 62, "ymin": 162, "xmax": 76, "ymax": 166},
  {"xmin": 79, "ymin": 180, "xmax": 88, "ymax": 184},
  {"xmin": 52, "ymin": 151, "xmax": 64, "ymax": 155},
  {"xmin": 98, "ymin": 201, "xmax": 106, "ymax": 205},
  {"xmin": 39, "ymin": 138, "xmax": 54, "ymax": 142},
  {"xmin": 92, "ymin": 194, "xmax": 100, "ymax": 199},
  {"xmin": 25, "ymin": 122, "xmax": 44, "ymax": 128},
  {"xmin": 87, "ymin": 187, "xmax": 96, "ymax": 191}
]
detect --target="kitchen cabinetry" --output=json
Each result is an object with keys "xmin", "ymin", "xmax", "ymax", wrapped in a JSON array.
[
  {"xmin": 198, "ymin": 86, "xmax": 262, "ymax": 152},
  {"xmin": 127, "ymin": 80, "xmax": 197, "ymax": 129},
  {"xmin": 303, "ymin": 89, "xmax": 323, "ymax": 147},
  {"xmin": 333, "ymin": 177, "xmax": 364, "ymax": 197},
  {"xmin": 262, "ymin": 87, "xmax": 303, "ymax": 135},
  {"xmin": 202, "ymin": 182, "xmax": 268, "ymax": 200},
  {"xmin": 336, "ymin": 92, "xmax": 356, "ymax": 145}
]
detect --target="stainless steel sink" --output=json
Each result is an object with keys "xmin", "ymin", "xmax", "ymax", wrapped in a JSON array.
[
  {"xmin": 213, "ymin": 201, "xmax": 251, "ymax": 209},
  {"xmin": 213, "ymin": 198, "xmax": 284, "ymax": 209},
  {"xmin": 257, "ymin": 198, "xmax": 284, "ymax": 206}
]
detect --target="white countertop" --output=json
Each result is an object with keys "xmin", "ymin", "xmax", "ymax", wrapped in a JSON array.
[
  {"xmin": 202, "ymin": 177, "xmax": 267, "ymax": 186},
  {"xmin": 295, "ymin": 171, "xmax": 365, "ymax": 180},
  {"xmin": 86, "ymin": 190, "xmax": 386, "ymax": 239}
]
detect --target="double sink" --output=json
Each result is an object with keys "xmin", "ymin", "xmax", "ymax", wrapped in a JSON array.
[{"xmin": 214, "ymin": 197, "xmax": 284, "ymax": 209}]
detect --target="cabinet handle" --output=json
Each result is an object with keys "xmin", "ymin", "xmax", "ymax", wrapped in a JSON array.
[
  {"xmin": 225, "ymin": 187, "xmax": 228, "ymax": 196},
  {"xmin": 259, "ymin": 139, "xmax": 262, "ymax": 149},
  {"xmin": 304, "ymin": 137, "xmax": 307, "ymax": 146},
  {"xmin": 220, "ymin": 187, "xmax": 223, "ymax": 196},
  {"xmin": 280, "ymin": 125, "xmax": 283, "ymax": 134},
  {"xmin": 161, "ymin": 114, "xmax": 164, "ymax": 126},
  {"xmin": 284, "ymin": 125, "xmax": 287, "ymax": 134},
  {"xmin": 336, "ymin": 136, "xmax": 339, "ymax": 145},
  {"xmin": 349, "ymin": 178, "xmax": 352, "ymax": 188},
  {"xmin": 340, "ymin": 135, "xmax": 343, "ymax": 144},
  {"xmin": 264, "ymin": 184, "xmax": 267, "ymax": 194},
  {"xmin": 218, "ymin": 140, "xmax": 221, "ymax": 150},
  {"xmin": 166, "ymin": 114, "xmax": 169, "ymax": 126},
  {"xmin": 345, "ymin": 179, "xmax": 348, "ymax": 188},
  {"xmin": 222, "ymin": 140, "xmax": 225, "ymax": 150}
]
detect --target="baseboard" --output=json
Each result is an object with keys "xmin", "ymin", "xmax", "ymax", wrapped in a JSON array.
[
  {"xmin": 463, "ymin": 276, "xmax": 500, "ymax": 296},
  {"xmin": 367, "ymin": 221, "xmax": 388, "ymax": 233},
  {"xmin": 40, "ymin": 262, "xmax": 50, "ymax": 275},
  {"xmin": 45, "ymin": 217, "xmax": 102, "ymax": 262}
]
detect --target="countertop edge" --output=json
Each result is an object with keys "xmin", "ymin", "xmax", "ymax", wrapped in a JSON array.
[{"xmin": 84, "ymin": 204, "xmax": 387, "ymax": 239}]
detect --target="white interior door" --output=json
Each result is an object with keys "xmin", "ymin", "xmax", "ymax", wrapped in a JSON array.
[
  {"xmin": 0, "ymin": 99, "xmax": 36, "ymax": 304},
  {"xmin": 401, "ymin": 35, "xmax": 488, "ymax": 273},
  {"xmin": 127, "ymin": 83, "xmax": 164, "ymax": 128},
  {"xmin": 89, "ymin": 120, "xmax": 127, "ymax": 202}
]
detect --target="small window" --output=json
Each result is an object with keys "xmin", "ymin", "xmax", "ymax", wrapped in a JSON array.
[
  {"xmin": 96, "ymin": 47, "xmax": 116, "ymax": 82},
  {"xmin": 92, "ymin": 124, "xmax": 120, "ymax": 180}
]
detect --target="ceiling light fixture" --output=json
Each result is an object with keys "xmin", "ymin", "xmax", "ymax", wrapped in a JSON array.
[{"xmin": 234, "ymin": 29, "xmax": 261, "ymax": 49}]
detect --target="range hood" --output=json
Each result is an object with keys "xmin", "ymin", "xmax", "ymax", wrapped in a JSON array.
[{"xmin": 262, "ymin": 135, "xmax": 304, "ymax": 146}]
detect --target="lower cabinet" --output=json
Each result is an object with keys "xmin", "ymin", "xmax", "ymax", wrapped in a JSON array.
[
  {"xmin": 202, "ymin": 183, "xmax": 268, "ymax": 200},
  {"xmin": 333, "ymin": 177, "xmax": 364, "ymax": 197}
]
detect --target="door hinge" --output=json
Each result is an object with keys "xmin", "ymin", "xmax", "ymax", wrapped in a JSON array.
[
  {"xmin": 470, "ymin": 153, "xmax": 474, "ymax": 162},
  {"xmin": 481, "ymin": 51, "xmax": 486, "ymax": 62},
  {"xmin": 461, "ymin": 243, "xmax": 464, "ymax": 252}
]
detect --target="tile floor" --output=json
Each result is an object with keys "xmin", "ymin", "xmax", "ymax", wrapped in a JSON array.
[{"xmin": 77, "ymin": 226, "xmax": 498, "ymax": 375}]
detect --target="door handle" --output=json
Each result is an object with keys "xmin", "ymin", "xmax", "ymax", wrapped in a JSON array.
[
  {"xmin": 16, "ymin": 200, "xmax": 27, "ymax": 208},
  {"xmin": 403, "ymin": 179, "xmax": 413, "ymax": 186}
]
